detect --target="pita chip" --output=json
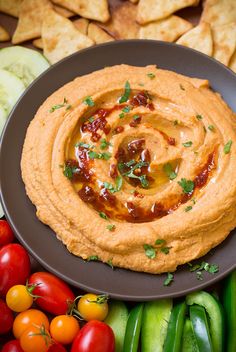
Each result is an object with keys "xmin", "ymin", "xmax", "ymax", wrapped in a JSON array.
[
  {"xmin": 177, "ymin": 22, "xmax": 213, "ymax": 56},
  {"xmin": 32, "ymin": 38, "xmax": 43, "ymax": 49},
  {"xmin": 139, "ymin": 16, "xmax": 193, "ymax": 42},
  {"xmin": 73, "ymin": 18, "xmax": 89, "ymax": 35},
  {"xmin": 42, "ymin": 9, "xmax": 94, "ymax": 64},
  {"xmin": 98, "ymin": 2, "xmax": 139, "ymax": 39},
  {"xmin": 53, "ymin": 5, "xmax": 75, "ymax": 18},
  {"xmin": 0, "ymin": 25, "xmax": 10, "ymax": 42},
  {"xmin": 137, "ymin": 0, "xmax": 200, "ymax": 24},
  {"xmin": 88, "ymin": 23, "xmax": 114, "ymax": 44},
  {"xmin": 229, "ymin": 50, "xmax": 236, "ymax": 73},
  {"xmin": 0, "ymin": 0, "xmax": 22, "ymax": 17},
  {"xmin": 51, "ymin": 0, "xmax": 110, "ymax": 23},
  {"xmin": 201, "ymin": 0, "xmax": 236, "ymax": 28},
  {"xmin": 129, "ymin": 0, "xmax": 139, "ymax": 2},
  {"xmin": 212, "ymin": 22, "xmax": 236, "ymax": 66},
  {"xmin": 12, "ymin": 0, "xmax": 53, "ymax": 44}
]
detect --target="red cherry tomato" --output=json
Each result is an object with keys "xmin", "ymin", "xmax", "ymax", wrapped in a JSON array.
[
  {"xmin": 71, "ymin": 320, "xmax": 115, "ymax": 352},
  {"xmin": 28, "ymin": 272, "xmax": 75, "ymax": 315},
  {"xmin": 2, "ymin": 340, "xmax": 24, "ymax": 352},
  {"xmin": 0, "ymin": 244, "xmax": 31, "ymax": 297},
  {"xmin": 0, "ymin": 299, "xmax": 14, "ymax": 335},
  {"xmin": 0, "ymin": 220, "xmax": 14, "ymax": 247},
  {"xmin": 47, "ymin": 342, "xmax": 67, "ymax": 352}
]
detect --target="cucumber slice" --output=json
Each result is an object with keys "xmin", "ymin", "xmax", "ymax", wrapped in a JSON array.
[
  {"xmin": 0, "ymin": 46, "xmax": 50, "ymax": 87},
  {"xmin": 0, "ymin": 104, "xmax": 7, "ymax": 135},
  {"xmin": 0, "ymin": 69, "xmax": 25, "ymax": 116}
]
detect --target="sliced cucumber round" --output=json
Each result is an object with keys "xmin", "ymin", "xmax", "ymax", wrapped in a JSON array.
[
  {"xmin": 0, "ymin": 69, "xmax": 25, "ymax": 117},
  {"xmin": 0, "ymin": 46, "xmax": 50, "ymax": 87}
]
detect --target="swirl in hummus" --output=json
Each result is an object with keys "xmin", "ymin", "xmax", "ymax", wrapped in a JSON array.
[{"xmin": 21, "ymin": 65, "xmax": 236, "ymax": 274}]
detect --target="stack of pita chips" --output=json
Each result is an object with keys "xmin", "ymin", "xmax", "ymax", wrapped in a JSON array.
[{"xmin": 0, "ymin": 0, "xmax": 235, "ymax": 73}]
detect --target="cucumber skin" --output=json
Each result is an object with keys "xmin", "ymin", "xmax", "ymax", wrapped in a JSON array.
[
  {"xmin": 222, "ymin": 271, "xmax": 236, "ymax": 352},
  {"xmin": 104, "ymin": 300, "xmax": 128, "ymax": 352},
  {"xmin": 181, "ymin": 319, "xmax": 199, "ymax": 352},
  {"xmin": 141, "ymin": 299, "xmax": 173, "ymax": 352}
]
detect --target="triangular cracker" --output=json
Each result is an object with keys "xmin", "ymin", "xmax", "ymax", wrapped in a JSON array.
[
  {"xmin": 0, "ymin": 0, "xmax": 22, "ymax": 17},
  {"xmin": 12, "ymin": 0, "xmax": 52, "ymax": 44},
  {"xmin": 201, "ymin": 0, "xmax": 236, "ymax": 27},
  {"xmin": 42, "ymin": 9, "xmax": 94, "ymax": 64},
  {"xmin": 177, "ymin": 22, "xmax": 213, "ymax": 56},
  {"xmin": 212, "ymin": 22, "xmax": 236, "ymax": 66},
  {"xmin": 137, "ymin": 0, "xmax": 200, "ymax": 24},
  {"xmin": 229, "ymin": 50, "xmax": 236, "ymax": 73},
  {"xmin": 88, "ymin": 23, "xmax": 114, "ymax": 44},
  {"xmin": 73, "ymin": 18, "xmax": 89, "ymax": 35},
  {"xmin": 139, "ymin": 15, "xmax": 193, "ymax": 42},
  {"xmin": 0, "ymin": 25, "xmax": 10, "ymax": 42}
]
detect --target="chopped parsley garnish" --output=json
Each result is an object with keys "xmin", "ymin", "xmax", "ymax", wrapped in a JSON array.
[
  {"xmin": 103, "ymin": 176, "xmax": 123, "ymax": 193},
  {"xmin": 161, "ymin": 247, "xmax": 171, "ymax": 255},
  {"xmin": 180, "ymin": 84, "xmax": 185, "ymax": 90},
  {"xmin": 188, "ymin": 261, "xmax": 219, "ymax": 280},
  {"xmin": 224, "ymin": 140, "xmax": 232, "ymax": 154},
  {"xmin": 174, "ymin": 120, "xmax": 179, "ymax": 125},
  {"xmin": 63, "ymin": 164, "xmax": 77, "ymax": 179},
  {"xmin": 106, "ymin": 224, "xmax": 116, "ymax": 231},
  {"xmin": 185, "ymin": 205, "xmax": 192, "ymax": 212},
  {"xmin": 178, "ymin": 178, "xmax": 194, "ymax": 194},
  {"xmin": 133, "ymin": 114, "xmax": 141, "ymax": 120},
  {"xmin": 119, "ymin": 81, "xmax": 131, "ymax": 104},
  {"xmin": 164, "ymin": 273, "xmax": 174, "ymax": 286},
  {"xmin": 100, "ymin": 138, "xmax": 111, "ymax": 150},
  {"xmin": 155, "ymin": 239, "xmax": 166, "ymax": 246},
  {"xmin": 119, "ymin": 112, "xmax": 125, "ymax": 118},
  {"xmin": 88, "ymin": 116, "xmax": 95, "ymax": 123},
  {"xmin": 123, "ymin": 106, "xmax": 131, "ymax": 113},
  {"xmin": 107, "ymin": 259, "xmax": 114, "ymax": 269},
  {"xmin": 196, "ymin": 114, "xmax": 203, "ymax": 120},
  {"xmin": 66, "ymin": 104, "xmax": 72, "ymax": 110},
  {"xmin": 83, "ymin": 96, "xmax": 95, "ymax": 107},
  {"xmin": 138, "ymin": 83, "xmax": 145, "ymax": 87},
  {"xmin": 163, "ymin": 163, "xmax": 177, "ymax": 180},
  {"xmin": 208, "ymin": 125, "xmax": 215, "ymax": 132},
  {"xmin": 122, "ymin": 161, "xmax": 149, "ymax": 188},
  {"xmin": 49, "ymin": 97, "xmax": 68, "ymax": 113},
  {"xmin": 87, "ymin": 255, "xmax": 99, "ymax": 261},
  {"xmin": 143, "ymin": 244, "xmax": 156, "ymax": 259},
  {"xmin": 147, "ymin": 73, "xmax": 155, "ymax": 79},
  {"xmin": 183, "ymin": 141, "xmax": 193, "ymax": 147},
  {"xmin": 88, "ymin": 151, "xmax": 111, "ymax": 160},
  {"xmin": 76, "ymin": 142, "xmax": 91, "ymax": 149},
  {"xmin": 99, "ymin": 212, "xmax": 109, "ymax": 220}
]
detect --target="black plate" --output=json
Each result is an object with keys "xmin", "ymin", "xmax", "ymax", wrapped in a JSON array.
[{"xmin": 0, "ymin": 41, "xmax": 235, "ymax": 300}]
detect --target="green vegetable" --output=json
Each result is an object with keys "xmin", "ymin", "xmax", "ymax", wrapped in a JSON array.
[
  {"xmin": 119, "ymin": 81, "xmax": 131, "ymax": 103},
  {"xmin": 83, "ymin": 96, "xmax": 95, "ymax": 106},
  {"xmin": 181, "ymin": 318, "xmax": 199, "ymax": 352},
  {"xmin": 224, "ymin": 140, "xmax": 232, "ymax": 154},
  {"xmin": 178, "ymin": 178, "xmax": 194, "ymax": 194},
  {"xmin": 190, "ymin": 305, "xmax": 213, "ymax": 352},
  {"xmin": 105, "ymin": 301, "xmax": 129, "ymax": 352},
  {"xmin": 164, "ymin": 273, "xmax": 174, "ymax": 286},
  {"xmin": 186, "ymin": 291, "xmax": 224, "ymax": 352},
  {"xmin": 183, "ymin": 141, "xmax": 193, "ymax": 148},
  {"xmin": 163, "ymin": 163, "xmax": 177, "ymax": 180},
  {"xmin": 163, "ymin": 301, "xmax": 187, "ymax": 352},
  {"xmin": 147, "ymin": 73, "xmax": 155, "ymax": 79},
  {"xmin": 143, "ymin": 244, "xmax": 156, "ymax": 259},
  {"xmin": 141, "ymin": 299, "xmax": 173, "ymax": 352},
  {"xmin": 222, "ymin": 270, "xmax": 236, "ymax": 352},
  {"xmin": 123, "ymin": 304, "xmax": 143, "ymax": 352}
]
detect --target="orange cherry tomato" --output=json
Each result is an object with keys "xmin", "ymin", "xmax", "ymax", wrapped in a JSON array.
[
  {"xmin": 13, "ymin": 309, "xmax": 49, "ymax": 339},
  {"xmin": 50, "ymin": 315, "xmax": 80, "ymax": 345},
  {"xmin": 6, "ymin": 285, "xmax": 33, "ymax": 312},
  {"xmin": 20, "ymin": 325, "xmax": 51, "ymax": 352},
  {"xmin": 77, "ymin": 294, "xmax": 109, "ymax": 322}
]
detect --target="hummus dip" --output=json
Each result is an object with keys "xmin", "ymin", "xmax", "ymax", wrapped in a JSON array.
[{"xmin": 21, "ymin": 65, "xmax": 236, "ymax": 274}]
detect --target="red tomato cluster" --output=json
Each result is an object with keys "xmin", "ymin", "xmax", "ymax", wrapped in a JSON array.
[{"xmin": 0, "ymin": 220, "xmax": 115, "ymax": 352}]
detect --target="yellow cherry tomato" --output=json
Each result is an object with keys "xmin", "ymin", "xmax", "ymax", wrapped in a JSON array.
[
  {"xmin": 77, "ymin": 294, "xmax": 109, "ymax": 321},
  {"xmin": 6, "ymin": 285, "xmax": 33, "ymax": 312},
  {"xmin": 50, "ymin": 315, "xmax": 80, "ymax": 345},
  {"xmin": 20, "ymin": 325, "xmax": 51, "ymax": 352},
  {"xmin": 13, "ymin": 309, "xmax": 50, "ymax": 339}
]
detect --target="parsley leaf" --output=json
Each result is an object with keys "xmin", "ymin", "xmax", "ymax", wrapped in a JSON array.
[
  {"xmin": 196, "ymin": 114, "xmax": 203, "ymax": 120},
  {"xmin": 88, "ymin": 151, "xmax": 111, "ymax": 160},
  {"xmin": 163, "ymin": 163, "xmax": 177, "ymax": 180},
  {"xmin": 119, "ymin": 81, "xmax": 131, "ymax": 104},
  {"xmin": 133, "ymin": 114, "xmax": 141, "ymax": 120},
  {"xmin": 107, "ymin": 259, "xmax": 114, "ymax": 269},
  {"xmin": 106, "ymin": 224, "xmax": 116, "ymax": 231},
  {"xmin": 76, "ymin": 142, "xmax": 91, "ymax": 149},
  {"xmin": 164, "ymin": 273, "xmax": 174, "ymax": 286},
  {"xmin": 122, "ymin": 106, "xmax": 131, "ymax": 113},
  {"xmin": 103, "ymin": 176, "xmax": 123, "ymax": 193},
  {"xmin": 224, "ymin": 140, "xmax": 232, "ymax": 154},
  {"xmin": 161, "ymin": 247, "xmax": 171, "ymax": 255},
  {"xmin": 185, "ymin": 205, "xmax": 192, "ymax": 212},
  {"xmin": 63, "ymin": 164, "xmax": 77, "ymax": 179},
  {"xmin": 143, "ymin": 244, "xmax": 156, "ymax": 259},
  {"xmin": 178, "ymin": 178, "xmax": 194, "ymax": 194},
  {"xmin": 155, "ymin": 239, "xmax": 166, "ymax": 245},
  {"xmin": 49, "ymin": 97, "xmax": 68, "ymax": 113},
  {"xmin": 83, "ymin": 96, "xmax": 95, "ymax": 106},
  {"xmin": 147, "ymin": 73, "xmax": 155, "ymax": 79},
  {"xmin": 183, "ymin": 141, "xmax": 193, "ymax": 147},
  {"xmin": 87, "ymin": 255, "xmax": 99, "ymax": 261},
  {"xmin": 208, "ymin": 125, "xmax": 215, "ymax": 132},
  {"xmin": 99, "ymin": 212, "xmax": 109, "ymax": 220},
  {"xmin": 88, "ymin": 116, "xmax": 95, "ymax": 123},
  {"xmin": 100, "ymin": 138, "xmax": 111, "ymax": 150}
]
